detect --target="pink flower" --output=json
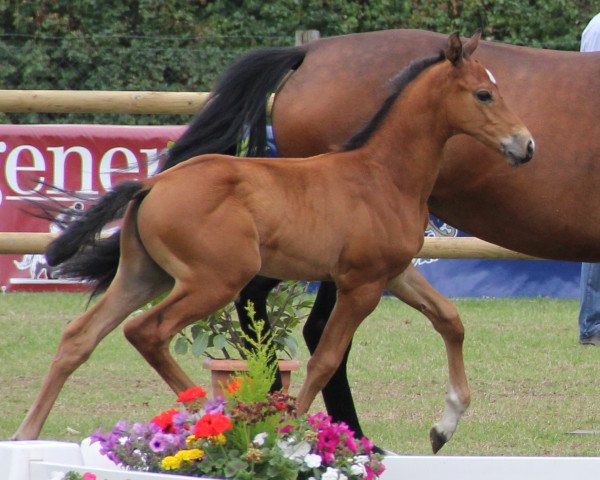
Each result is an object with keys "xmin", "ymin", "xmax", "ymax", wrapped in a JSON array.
[{"xmin": 83, "ymin": 473, "xmax": 97, "ymax": 480}]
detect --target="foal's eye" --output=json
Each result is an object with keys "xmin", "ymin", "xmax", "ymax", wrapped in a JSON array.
[{"xmin": 475, "ymin": 90, "xmax": 493, "ymax": 102}]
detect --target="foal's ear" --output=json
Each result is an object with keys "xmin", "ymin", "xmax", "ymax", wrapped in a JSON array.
[
  {"xmin": 445, "ymin": 32, "xmax": 463, "ymax": 66},
  {"xmin": 463, "ymin": 29, "xmax": 481, "ymax": 58}
]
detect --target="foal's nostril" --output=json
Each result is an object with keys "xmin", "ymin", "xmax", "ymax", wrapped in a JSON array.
[{"xmin": 526, "ymin": 139, "xmax": 535, "ymax": 159}]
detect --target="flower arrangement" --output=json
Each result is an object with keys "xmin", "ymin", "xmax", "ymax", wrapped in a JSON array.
[{"xmin": 86, "ymin": 320, "xmax": 385, "ymax": 480}]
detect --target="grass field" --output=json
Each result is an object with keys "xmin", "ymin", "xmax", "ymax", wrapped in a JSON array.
[{"xmin": 0, "ymin": 292, "xmax": 598, "ymax": 456}]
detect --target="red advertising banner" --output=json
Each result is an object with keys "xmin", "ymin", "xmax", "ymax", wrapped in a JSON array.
[{"xmin": 0, "ymin": 124, "xmax": 185, "ymax": 291}]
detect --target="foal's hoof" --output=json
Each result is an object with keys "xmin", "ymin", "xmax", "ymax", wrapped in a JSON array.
[{"xmin": 429, "ymin": 426, "xmax": 448, "ymax": 454}]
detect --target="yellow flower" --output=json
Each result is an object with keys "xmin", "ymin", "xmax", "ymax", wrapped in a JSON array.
[
  {"xmin": 175, "ymin": 448, "xmax": 204, "ymax": 462},
  {"xmin": 185, "ymin": 434, "xmax": 197, "ymax": 447},
  {"xmin": 161, "ymin": 455, "xmax": 182, "ymax": 470},
  {"xmin": 209, "ymin": 433, "xmax": 227, "ymax": 445}
]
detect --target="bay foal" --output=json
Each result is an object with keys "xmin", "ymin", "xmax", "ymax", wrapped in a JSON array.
[{"xmin": 14, "ymin": 33, "xmax": 533, "ymax": 451}]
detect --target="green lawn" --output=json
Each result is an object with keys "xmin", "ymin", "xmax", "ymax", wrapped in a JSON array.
[{"xmin": 0, "ymin": 293, "xmax": 598, "ymax": 456}]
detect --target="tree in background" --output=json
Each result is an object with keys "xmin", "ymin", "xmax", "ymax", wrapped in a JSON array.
[{"xmin": 0, "ymin": 0, "xmax": 598, "ymax": 124}]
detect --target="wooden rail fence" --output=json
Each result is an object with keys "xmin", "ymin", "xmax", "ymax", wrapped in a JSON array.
[
  {"xmin": 0, "ymin": 89, "xmax": 538, "ymax": 260},
  {"xmin": 0, "ymin": 233, "xmax": 538, "ymax": 259}
]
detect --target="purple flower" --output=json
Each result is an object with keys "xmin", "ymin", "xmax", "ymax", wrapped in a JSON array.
[
  {"xmin": 149, "ymin": 432, "xmax": 170, "ymax": 453},
  {"xmin": 132, "ymin": 421, "xmax": 160, "ymax": 437},
  {"xmin": 204, "ymin": 396, "xmax": 226, "ymax": 414}
]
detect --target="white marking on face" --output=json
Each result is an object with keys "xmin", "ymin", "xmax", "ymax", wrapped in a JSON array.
[{"xmin": 486, "ymin": 68, "xmax": 497, "ymax": 85}]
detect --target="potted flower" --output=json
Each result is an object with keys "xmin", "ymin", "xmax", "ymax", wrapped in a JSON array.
[
  {"xmin": 83, "ymin": 322, "xmax": 385, "ymax": 480},
  {"xmin": 173, "ymin": 281, "xmax": 312, "ymax": 396}
]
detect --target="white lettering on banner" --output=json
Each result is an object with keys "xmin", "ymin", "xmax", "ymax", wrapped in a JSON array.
[
  {"xmin": 1, "ymin": 141, "xmax": 161, "ymax": 200},
  {"xmin": 5, "ymin": 144, "xmax": 46, "ymax": 195},
  {"xmin": 46, "ymin": 146, "xmax": 98, "ymax": 195},
  {"xmin": 142, "ymin": 149, "xmax": 160, "ymax": 176},
  {"xmin": 99, "ymin": 147, "xmax": 140, "ymax": 191}
]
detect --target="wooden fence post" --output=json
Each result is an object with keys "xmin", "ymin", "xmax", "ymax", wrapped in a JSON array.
[{"xmin": 295, "ymin": 30, "xmax": 320, "ymax": 46}]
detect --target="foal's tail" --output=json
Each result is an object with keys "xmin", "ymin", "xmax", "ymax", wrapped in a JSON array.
[
  {"xmin": 46, "ymin": 180, "xmax": 145, "ymax": 294},
  {"xmin": 163, "ymin": 45, "xmax": 307, "ymax": 168}
]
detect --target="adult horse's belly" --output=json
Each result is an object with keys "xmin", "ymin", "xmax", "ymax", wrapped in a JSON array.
[{"xmin": 272, "ymin": 29, "xmax": 600, "ymax": 261}]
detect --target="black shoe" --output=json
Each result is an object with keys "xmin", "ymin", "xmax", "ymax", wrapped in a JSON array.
[{"xmin": 579, "ymin": 332, "xmax": 600, "ymax": 346}]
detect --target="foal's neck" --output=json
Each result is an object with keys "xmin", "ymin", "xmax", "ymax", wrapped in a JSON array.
[{"xmin": 356, "ymin": 79, "xmax": 451, "ymax": 201}]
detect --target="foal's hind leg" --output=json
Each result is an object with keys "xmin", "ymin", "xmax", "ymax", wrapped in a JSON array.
[
  {"xmin": 123, "ymin": 279, "xmax": 243, "ymax": 395},
  {"xmin": 12, "ymin": 238, "xmax": 171, "ymax": 440},
  {"xmin": 386, "ymin": 265, "xmax": 470, "ymax": 453}
]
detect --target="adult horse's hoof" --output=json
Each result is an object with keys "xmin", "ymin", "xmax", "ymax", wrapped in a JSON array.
[{"xmin": 429, "ymin": 426, "xmax": 448, "ymax": 454}]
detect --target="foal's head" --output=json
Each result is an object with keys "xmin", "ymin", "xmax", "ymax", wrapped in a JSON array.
[{"xmin": 433, "ymin": 32, "xmax": 535, "ymax": 166}]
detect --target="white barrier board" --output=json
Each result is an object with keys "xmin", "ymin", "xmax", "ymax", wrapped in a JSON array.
[{"xmin": 2, "ymin": 440, "xmax": 599, "ymax": 480}]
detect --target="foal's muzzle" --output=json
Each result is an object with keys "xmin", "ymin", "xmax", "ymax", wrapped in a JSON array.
[{"xmin": 503, "ymin": 132, "xmax": 535, "ymax": 166}]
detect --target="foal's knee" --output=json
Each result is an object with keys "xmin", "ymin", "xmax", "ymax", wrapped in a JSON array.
[
  {"xmin": 430, "ymin": 300, "xmax": 464, "ymax": 342},
  {"xmin": 306, "ymin": 352, "xmax": 340, "ymax": 389}
]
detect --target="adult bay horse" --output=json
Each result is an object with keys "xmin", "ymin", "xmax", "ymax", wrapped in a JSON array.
[{"xmin": 13, "ymin": 34, "xmax": 534, "ymax": 451}]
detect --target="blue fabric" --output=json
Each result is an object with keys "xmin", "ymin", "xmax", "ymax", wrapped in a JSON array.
[{"xmin": 578, "ymin": 263, "xmax": 600, "ymax": 340}]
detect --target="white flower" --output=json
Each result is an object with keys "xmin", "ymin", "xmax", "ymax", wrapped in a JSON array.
[
  {"xmin": 353, "ymin": 454, "xmax": 369, "ymax": 464},
  {"xmin": 253, "ymin": 432, "xmax": 268, "ymax": 446},
  {"xmin": 303, "ymin": 453, "xmax": 322, "ymax": 468},
  {"xmin": 350, "ymin": 462, "xmax": 367, "ymax": 476},
  {"xmin": 322, "ymin": 466, "xmax": 347, "ymax": 480},
  {"xmin": 277, "ymin": 439, "xmax": 311, "ymax": 462}
]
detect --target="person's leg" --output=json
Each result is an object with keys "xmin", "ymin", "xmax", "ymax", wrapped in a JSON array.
[{"xmin": 578, "ymin": 263, "xmax": 600, "ymax": 345}]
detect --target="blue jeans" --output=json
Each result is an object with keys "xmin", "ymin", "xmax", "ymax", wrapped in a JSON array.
[{"xmin": 578, "ymin": 263, "xmax": 600, "ymax": 341}]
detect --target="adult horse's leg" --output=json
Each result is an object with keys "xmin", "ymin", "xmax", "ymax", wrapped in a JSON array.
[
  {"xmin": 303, "ymin": 282, "xmax": 365, "ymax": 436},
  {"xmin": 235, "ymin": 275, "xmax": 283, "ymax": 390},
  {"xmin": 386, "ymin": 265, "xmax": 470, "ymax": 453}
]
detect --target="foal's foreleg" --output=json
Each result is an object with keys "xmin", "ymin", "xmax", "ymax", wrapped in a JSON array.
[
  {"xmin": 303, "ymin": 281, "xmax": 365, "ymax": 437},
  {"xmin": 296, "ymin": 281, "xmax": 384, "ymax": 415},
  {"xmin": 386, "ymin": 265, "xmax": 470, "ymax": 453}
]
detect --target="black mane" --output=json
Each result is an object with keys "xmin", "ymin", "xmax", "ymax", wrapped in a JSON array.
[{"xmin": 342, "ymin": 51, "xmax": 446, "ymax": 151}]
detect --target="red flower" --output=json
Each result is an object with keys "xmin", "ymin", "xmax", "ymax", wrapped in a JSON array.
[
  {"xmin": 177, "ymin": 386, "xmax": 208, "ymax": 403},
  {"xmin": 151, "ymin": 408, "xmax": 179, "ymax": 433},
  {"xmin": 193, "ymin": 412, "xmax": 233, "ymax": 438},
  {"xmin": 226, "ymin": 379, "xmax": 241, "ymax": 393}
]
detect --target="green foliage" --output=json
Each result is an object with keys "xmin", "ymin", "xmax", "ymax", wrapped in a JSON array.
[
  {"xmin": 173, "ymin": 280, "xmax": 312, "ymax": 359},
  {"xmin": 1, "ymin": 0, "xmax": 600, "ymax": 125}
]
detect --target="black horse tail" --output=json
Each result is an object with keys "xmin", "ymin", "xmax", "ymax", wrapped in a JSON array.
[
  {"xmin": 46, "ymin": 180, "xmax": 144, "ymax": 293},
  {"xmin": 163, "ymin": 45, "xmax": 307, "ymax": 169}
]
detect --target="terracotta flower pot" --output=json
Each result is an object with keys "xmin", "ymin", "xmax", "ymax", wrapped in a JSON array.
[{"xmin": 202, "ymin": 358, "xmax": 300, "ymax": 397}]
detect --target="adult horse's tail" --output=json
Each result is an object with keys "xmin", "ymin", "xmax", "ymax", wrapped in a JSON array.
[
  {"xmin": 45, "ymin": 46, "xmax": 307, "ymax": 290},
  {"xmin": 46, "ymin": 180, "xmax": 144, "ymax": 293},
  {"xmin": 163, "ymin": 46, "xmax": 306, "ymax": 167}
]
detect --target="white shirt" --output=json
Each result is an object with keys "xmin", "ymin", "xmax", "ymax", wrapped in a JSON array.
[{"xmin": 581, "ymin": 13, "xmax": 600, "ymax": 52}]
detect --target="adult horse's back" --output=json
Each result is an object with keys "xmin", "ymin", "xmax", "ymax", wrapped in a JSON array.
[{"xmin": 274, "ymin": 29, "xmax": 600, "ymax": 260}]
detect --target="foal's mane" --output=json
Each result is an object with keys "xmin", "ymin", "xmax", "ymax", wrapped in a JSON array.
[{"xmin": 342, "ymin": 51, "xmax": 446, "ymax": 152}]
